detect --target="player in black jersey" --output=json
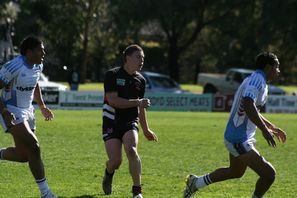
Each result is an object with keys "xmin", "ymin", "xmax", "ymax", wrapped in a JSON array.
[{"xmin": 102, "ymin": 44, "xmax": 158, "ymax": 198}]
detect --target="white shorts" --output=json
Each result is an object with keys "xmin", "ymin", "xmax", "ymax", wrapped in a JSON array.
[
  {"xmin": 0, "ymin": 105, "xmax": 36, "ymax": 132},
  {"xmin": 224, "ymin": 138, "xmax": 256, "ymax": 157}
]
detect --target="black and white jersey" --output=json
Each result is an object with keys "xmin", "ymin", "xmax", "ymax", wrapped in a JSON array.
[{"xmin": 103, "ymin": 67, "xmax": 145, "ymax": 124}]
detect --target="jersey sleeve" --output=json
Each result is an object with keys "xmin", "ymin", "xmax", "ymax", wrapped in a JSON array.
[
  {"xmin": 104, "ymin": 70, "xmax": 117, "ymax": 93},
  {"xmin": 0, "ymin": 59, "xmax": 21, "ymax": 84},
  {"xmin": 243, "ymin": 75, "xmax": 263, "ymax": 101}
]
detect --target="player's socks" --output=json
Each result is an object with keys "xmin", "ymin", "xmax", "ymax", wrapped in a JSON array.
[
  {"xmin": 36, "ymin": 178, "xmax": 50, "ymax": 196},
  {"xmin": 252, "ymin": 193, "xmax": 261, "ymax": 198},
  {"xmin": 105, "ymin": 168, "xmax": 114, "ymax": 177},
  {"xmin": 132, "ymin": 185, "xmax": 142, "ymax": 195},
  {"xmin": 102, "ymin": 168, "xmax": 114, "ymax": 195},
  {"xmin": 195, "ymin": 173, "xmax": 212, "ymax": 188},
  {"xmin": 0, "ymin": 148, "xmax": 5, "ymax": 160}
]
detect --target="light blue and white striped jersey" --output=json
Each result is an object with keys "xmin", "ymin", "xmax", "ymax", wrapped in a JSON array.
[
  {"xmin": 224, "ymin": 70, "xmax": 268, "ymax": 143},
  {"xmin": 0, "ymin": 55, "xmax": 43, "ymax": 108}
]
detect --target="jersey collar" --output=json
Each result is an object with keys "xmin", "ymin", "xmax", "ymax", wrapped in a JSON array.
[
  {"xmin": 21, "ymin": 55, "xmax": 34, "ymax": 69},
  {"xmin": 121, "ymin": 66, "xmax": 137, "ymax": 77},
  {"xmin": 255, "ymin": 69, "xmax": 266, "ymax": 81}
]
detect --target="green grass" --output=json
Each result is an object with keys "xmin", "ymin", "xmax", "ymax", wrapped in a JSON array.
[
  {"xmin": 77, "ymin": 83, "xmax": 104, "ymax": 91},
  {"xmin": 0, "ymin": 111, "xmax": 296, "ymax": 197},
  {"xmin": 180, "ymin": 84, "xmax": 203, "ymax": 93},
  {"xmin": 279, "ymin": 85, "xmax": 297, "ymax": 95}
]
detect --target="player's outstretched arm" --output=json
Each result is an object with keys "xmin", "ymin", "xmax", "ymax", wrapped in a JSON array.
[
  {"xmin": 243, "ymin": 97, "xmax": 276, "ymax": 147},
  {"xmin": 260, "ymin": 114, "xmax": 287, "ymax": 143},
  {"xmin": 106, "ymin": 92, "xmax": 150, "ymax": 109},
  {"xmin": 34, "ymin": 83, "xmax": 54, "ymax": 121},
  {"xmin": 139, "ymin": 107, "xmax": 158, "ymax": 141}
]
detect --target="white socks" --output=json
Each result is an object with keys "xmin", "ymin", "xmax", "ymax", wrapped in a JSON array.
[
  {"xmin": 36, "ymin": 178, "xmax": 50, "ymax": 196},
  {"xmin": 252, "ymin": 193, "xmax": 262, "ymax": 198},
  {"xmin": 195, "ymin": 174, "xmax": 212, "ymax": 189},
  {"xmin": 0, "ymin": 148, "xmax": 4, "ymax": 160}
]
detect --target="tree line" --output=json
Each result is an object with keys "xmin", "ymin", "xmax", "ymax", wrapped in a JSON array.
[{"xmin": 1, "ymin": 0, "xmax": 297, "ymax": 84}]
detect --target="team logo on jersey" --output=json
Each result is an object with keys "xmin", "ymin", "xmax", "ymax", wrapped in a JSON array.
[
  {"xmin": 116, "ymin": 78, "xmax": 126, "ymax": 86},
  {"xmin": 16, "ymin": 86, "xmax": 35, "ymax": 91},
  {"xmin": 21, "ymin": 73, "xmax": 26, "ymax": 77},
  {"xmin": 233, "ymin": 101, "xmax": 246, "ymax": 127}
]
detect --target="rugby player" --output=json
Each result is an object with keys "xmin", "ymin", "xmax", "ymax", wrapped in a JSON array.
[
  {"xmin": 0, "ymin": 36, "xmax": 57, "ymax": 198},
  {"xmin": 101, "ymin": 44, "xmax": 158, "ymax": 198},
  {"xmin": 184, "ymin": 52, "xmax": 287, "ymax": 198}
]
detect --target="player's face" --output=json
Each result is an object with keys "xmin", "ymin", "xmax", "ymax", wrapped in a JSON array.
[
  {"xmin": 267, "ymin": 59, "xmax": 280, "ymax": 81},
  {"xmin": 127, "ymin": 50, "xmax": 145, "ymax": 72},
  {"xmin": 27, "ymin": 43, "xmax": 45, "ymax": 64}
]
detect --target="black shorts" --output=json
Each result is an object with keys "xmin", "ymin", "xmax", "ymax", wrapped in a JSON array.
[{"xmin": 102, "ymin": 117, "xmax": 139, "ymax": 142}]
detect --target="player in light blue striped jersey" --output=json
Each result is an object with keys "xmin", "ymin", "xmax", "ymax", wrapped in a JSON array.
[
  {"xmin": 0, "ymin": 36, "xmax": 57, "ymax": 198},
  {"xmin": 184, "ymin": 52, "xmax": 287, "ymax": 198}
]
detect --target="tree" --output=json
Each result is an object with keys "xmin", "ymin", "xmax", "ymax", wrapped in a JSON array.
[
  {"xmin": 0, "ymin": 1, "xmax": 19, "ymax": 62},
  {"xmin": 258, "ymin": 0, "xmax": 297, "ymax": 84},
  {"xmin": 108, "ymin": 0, "xmax": 243, "ymax": 82},
  {"xmin": 40, "ymin": 0, "xmax": 106, "ymax": 82}
]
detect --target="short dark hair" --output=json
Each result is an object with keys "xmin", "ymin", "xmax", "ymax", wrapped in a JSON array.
[
  {"xmin": 20, "ymin": 35, "xmax": 43, "ymax": 56},
  {"xmin": 122, "ymin": 44, "xmax": 143, "ymax": 63},
  {"xmin": 255, "ymin": 52, "xmax": 279, "ymax": 70}
]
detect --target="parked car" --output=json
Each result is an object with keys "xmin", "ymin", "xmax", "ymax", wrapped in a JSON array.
[
  {"xmin": 141, "ymin": 71, "xmax": 188, "ymax": 94},
  {"xmin": 197, "ymin": 68, "xmax": 286, "ymax": 95},
  {"xmin": 38, "ymin": 73, "xmax": 67, "ymax": 91}
]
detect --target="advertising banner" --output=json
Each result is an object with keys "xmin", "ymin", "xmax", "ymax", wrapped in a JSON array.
[
  {"xmin": 35, "ymin": 90, "xmax": 297, "ymax": 114},
  {"xmin": 213, "ymin": 94, "xmax": 234, "ymax": 112},
  {"xmin": 59, "ymin": 91, "xmax": 103, "ymax": 109},
  {"xmin": 266, "ymin": 95, "xmax": 297, "ymax": 113},
  {"xmin": 33, "ymin": 91, "xmax": 60, "ymax": 109},
  {"xmin": 145, "ymin": 93, "xmax": 212, "ymax": 111}
]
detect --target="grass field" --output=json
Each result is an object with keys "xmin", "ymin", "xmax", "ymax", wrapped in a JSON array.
[{"xmin": 0, "ymin": 111, "xmax": 296, "ymax": 198}]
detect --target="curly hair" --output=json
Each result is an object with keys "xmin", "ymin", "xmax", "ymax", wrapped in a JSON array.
[
  {"xmin": 255, "ymin": 52, "xmax": 279, "ymax": 70},
  {"xmin": 20, "ymin": 35, "xmax": 43, "ymax": 56}
]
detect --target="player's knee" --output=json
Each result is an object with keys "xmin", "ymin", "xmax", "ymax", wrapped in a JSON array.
[
  {"xmin": 260, "ymin": 165, "xmax": 276, "ymax": 183},
  {"xmin": 13, "ymin": 148, "xmax": 29, "ymax": 162},
  {"xmin": 18, "ymin": 151, "xmax": 28, "ymax": 162},
  {"xmin": 227, "ymin": 167, "xmax": 245, "ymax": 179},
  {"xmin": 265, "ymin": 168, "xmax": 276, "ymax": 183},
  {"xmin": 231, "ymin": 170, "xmax": 245, "ymax": 179},
  {"xmin": 109, "ymin": 158, "xmax": 122, "ymax": 170},
  {"xmin": 18, "ymin": 156, "xmax": 29, "ymax": 163},
  {"xmin": 125, "ymin": 147, "xmax": 138, "ymax": 159}
]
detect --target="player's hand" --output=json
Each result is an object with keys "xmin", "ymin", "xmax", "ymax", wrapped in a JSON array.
[
  {"xmin": 262, "ymin": 129, "xmax": 276, "ymax": 147},
  {"xmin": 41, "ymin": 107, "xmax": 54, "ymax": 121},
  {"xmin": 143, "ymin": 129, "xmax": 158, "ymax": 142},
  {"xmin": 138, "ymin": 98, "xmax": 151, "ymax": 108},
  {"xmin": 271, "ymin": 127, "xmax": 287, "ymax": 143},
  {"xmin": 2, "ymin": 109, "xmax": 16, "ymax": 128}
]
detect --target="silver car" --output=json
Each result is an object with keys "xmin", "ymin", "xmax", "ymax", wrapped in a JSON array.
[
  {"xmin": 38, "ymin": 73, "xmax": 67, "ymax": 91},
  {"xmin": 141, "ymin": 71, "xmax": 188, "ymax": 94}
]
